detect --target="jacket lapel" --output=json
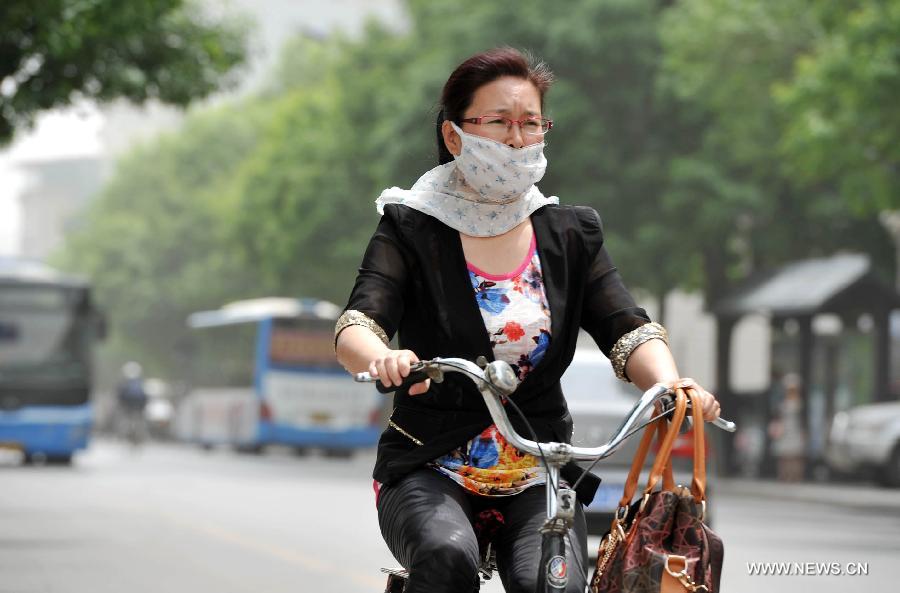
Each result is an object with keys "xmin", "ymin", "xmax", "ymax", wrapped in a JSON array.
[
  {"xmin": 520, "ymin": 206, "xmax": 568, "ymax": 390},
  {"xmin": 443, "ymin": 222, "xmax": 497, "ymax": 359},
  {"xmin": 407, "ymin": 214, "xmax": 494, "ymax": 359},
  {"xmin": 534, "ymin": 207, "xmax": 567, "ymax": 354}
]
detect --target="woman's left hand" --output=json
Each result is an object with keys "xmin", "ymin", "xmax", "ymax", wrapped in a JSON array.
[{"xmin": 669, "ymin": 378, "xmax": 721, "ymax": 422}]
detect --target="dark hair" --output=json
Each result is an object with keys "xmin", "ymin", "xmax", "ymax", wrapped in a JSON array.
[{"xmin": 436, "ymin": 47, "xmax": 554, "ymax": 164}]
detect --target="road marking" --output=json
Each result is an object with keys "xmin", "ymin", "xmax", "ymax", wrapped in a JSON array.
[{"xmin": 155, "ymin": 510, "xmax": 383, "ymax": 589}]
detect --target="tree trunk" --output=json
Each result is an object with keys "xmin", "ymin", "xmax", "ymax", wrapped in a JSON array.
[{"xmin": 656, "ymin": 288, "xmax": 667, "ymax": 326}]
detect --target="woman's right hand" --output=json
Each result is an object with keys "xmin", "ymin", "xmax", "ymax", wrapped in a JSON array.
[{"xmin": 368, "ymin": 349, "xmax": 431, "ymax": 395}]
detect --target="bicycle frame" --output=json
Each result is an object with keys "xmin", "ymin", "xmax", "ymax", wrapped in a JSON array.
[{"xmin": 356, "ymin": 357, "xmax": 736, "ymax": 592}]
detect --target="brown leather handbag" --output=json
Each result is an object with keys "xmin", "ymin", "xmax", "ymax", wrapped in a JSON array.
[{"xmin": 589, "ymin": 388, "xmax": 724, "ymax": 593}]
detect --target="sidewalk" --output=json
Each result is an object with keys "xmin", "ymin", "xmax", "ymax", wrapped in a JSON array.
[{"xmin": 716, "ymin": 477, "xmax": 900, "ymax": 515}]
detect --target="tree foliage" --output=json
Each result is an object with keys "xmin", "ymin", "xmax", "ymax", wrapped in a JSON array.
[
  {"xmin": 658, "ymin": 0, "xmax": 893, "ymax": 301},
  {"xmin": 776, "ymin": 0, "xmax": 900, "ymax": 215},
  {"xmin": 0, "ymin": 0, "xmax": 248, "ymax": 144},
  {"xmin": 58, "ymin": 101, "xmax": 269, "ymax": 372}
]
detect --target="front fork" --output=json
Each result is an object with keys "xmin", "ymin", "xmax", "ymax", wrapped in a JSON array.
[{"xmin": 537, "ymin": 465, "xmax": 576, "ymax": 593}]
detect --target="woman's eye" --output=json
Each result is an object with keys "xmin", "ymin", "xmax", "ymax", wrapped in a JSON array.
[
  {"xmin": 485, "ymin": 118, "xmax": 506, "ymax": 125},
  {"xmin": 524, "ymin": 120, "xmax": 541, "ymax": 129}
]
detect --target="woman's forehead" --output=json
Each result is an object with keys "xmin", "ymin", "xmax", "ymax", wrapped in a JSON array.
[{"xmin": 468, "ymin": 77, "xmax": 541, "ymax": 114}]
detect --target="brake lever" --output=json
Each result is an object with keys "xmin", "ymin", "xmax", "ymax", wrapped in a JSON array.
[
  {"xmin": 656, "ymin": 393, "xmax": 736, "ymax": 432},
  {"xmin": 422, "ymin": 364, "xmax": 444, "ymax": 383}
]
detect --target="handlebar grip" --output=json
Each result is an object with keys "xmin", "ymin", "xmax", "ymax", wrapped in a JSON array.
[
  {"xmin": 375, "ymin": 369, "xmax": 431, "ymax": 394},
  {"xmin": 660, "ymin": 394, "xmax": 737, "ymax": 432},
  {"xmin": 713, "ymin": 417, "xmax": 737, "ymax": 432}
]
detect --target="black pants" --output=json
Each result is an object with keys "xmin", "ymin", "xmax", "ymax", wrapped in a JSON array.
[{"xmin": 378, "ymin": 468, "xmax": 588, "ymax": 593}]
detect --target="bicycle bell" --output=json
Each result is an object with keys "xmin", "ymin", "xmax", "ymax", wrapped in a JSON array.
[{"xmin": 484, "ymin": 360, "xmax": 517, "ymax": 396}]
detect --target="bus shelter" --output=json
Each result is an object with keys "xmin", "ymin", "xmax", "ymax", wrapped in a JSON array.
[{"xmin": 712, "ymin": 253, "xmax": 900, "ymax": 475}]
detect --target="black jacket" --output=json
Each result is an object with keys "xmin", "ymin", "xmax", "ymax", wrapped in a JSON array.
[{"xmin": 342, "ymin": 203, "xmax": 651, "ymax": 504}]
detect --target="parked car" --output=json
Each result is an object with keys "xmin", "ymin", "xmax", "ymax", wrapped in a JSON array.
[
  {"xmin": 827, "ymin": 401, "xmax": 900, "ymax": 487},
  {"xmin": 562, "ymin": 349, "xmax": 714, "ymax": 538}
]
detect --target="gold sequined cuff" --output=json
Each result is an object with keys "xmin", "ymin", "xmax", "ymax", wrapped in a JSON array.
[
  {"xmin": 609, "ymin": 322, "xmax": 669, "ymax": 383},
  {"xmin": 334, "ymin": 309, "xmax": 390, "ymax": 350}
]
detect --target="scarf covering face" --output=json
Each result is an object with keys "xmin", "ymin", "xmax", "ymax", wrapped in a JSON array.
[{"xmin": 375, "ymin": 122, "xmax": 559, "ymax": 237}]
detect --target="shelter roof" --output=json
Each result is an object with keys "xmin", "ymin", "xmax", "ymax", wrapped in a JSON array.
[
  {"xmin": 187, "ymin": 298, "xmax": 341, "ymax": 328},
  {"xmin": 714, "ymin": 253, "xmax": 899, "ymax": 317}
]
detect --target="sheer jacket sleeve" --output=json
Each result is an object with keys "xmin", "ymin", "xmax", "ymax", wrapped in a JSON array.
[
  {"xmin": 576, "ymin": 207, "xmax": 653, "ymax": 359},
  {"xmin": 335, "ymin": 206, "xmax": 410, "ymax": 347}
]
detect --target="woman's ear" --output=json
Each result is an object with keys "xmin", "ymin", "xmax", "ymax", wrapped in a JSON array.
[{"xmin": 441, "ymin": 120, "xmax": 461, "ymax": 157}]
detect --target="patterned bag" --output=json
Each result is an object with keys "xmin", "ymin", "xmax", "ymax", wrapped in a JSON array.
[{"xmin": 590, "ymin": 388, "xmax": 724, "ymax": 593}]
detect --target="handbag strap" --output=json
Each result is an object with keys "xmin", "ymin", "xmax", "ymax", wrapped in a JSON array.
[
  {"xmin": 657, "ymin": 413, "xmax": 677, "ymax": 492},
  {"xmin": 616, "ymin": 389, "xmax": 687, "ymax": 511},
  {"xmin": 684, "ymin": 387, "xmax": 707, "ymax": 504},
  {"xmin": 643, "ymin": 388, "xmax": 689, "ymax": 496},
  {"xmin": 616, "ymin": 411, "xmax": 657, "ymax": 510}
]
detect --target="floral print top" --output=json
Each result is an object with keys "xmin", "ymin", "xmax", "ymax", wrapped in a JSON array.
[{"xmin": 432, "ymin": 232, "xmax": 551, "ymax": 496}]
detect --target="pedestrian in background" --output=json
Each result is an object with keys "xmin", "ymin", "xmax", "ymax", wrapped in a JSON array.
[{"xmin": 769, "ymin": 373, "xmax": 806, "ymax": 482}]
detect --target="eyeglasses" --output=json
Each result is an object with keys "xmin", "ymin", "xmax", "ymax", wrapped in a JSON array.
[{"xmin": 460, "ymin": 114, "xmax": 553, "ymax": 136}]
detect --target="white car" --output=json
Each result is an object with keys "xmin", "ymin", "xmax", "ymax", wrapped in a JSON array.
[
  {"xmin": 562, "ymin": 349, "xmax": 714, "ymax": 536},
  {"xmin": 827, "ymin": 401, "xmax": 900, "ymax": 487}
]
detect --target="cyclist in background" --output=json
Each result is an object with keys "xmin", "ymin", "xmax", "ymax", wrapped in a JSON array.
[
  {"xmin": 334, "ymin": 47, "xmax": 722, "ymax": 593},
  {"xmin": 116, "ymin": 361, "xmax": 148, "ymax": 445}
]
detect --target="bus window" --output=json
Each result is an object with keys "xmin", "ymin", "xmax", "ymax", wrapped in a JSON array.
[{"xmin": 269, "ymin": 317, "xmax": 336, "ymax": 369}]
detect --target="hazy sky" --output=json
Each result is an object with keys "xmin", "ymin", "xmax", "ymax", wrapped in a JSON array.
[{"xmin": 0, "ymin": 106, "xmax": 105, "ymax": 255}]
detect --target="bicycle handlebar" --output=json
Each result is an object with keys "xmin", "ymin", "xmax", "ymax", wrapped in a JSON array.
[{"xmin": 355, "ymin": 357, "xmax": 735, "ymax": 462}]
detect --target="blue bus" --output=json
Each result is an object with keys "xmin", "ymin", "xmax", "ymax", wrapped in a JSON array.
[
  {"xmin": 174, "ymin": 298, "xmax": 383, "ymax": 455},
  {"xmin": 0, "ymin": 258, "xmax": 105, "ymax": 464}
]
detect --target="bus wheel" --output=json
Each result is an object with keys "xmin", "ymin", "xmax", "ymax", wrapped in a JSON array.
[
  {"xmin": 294, "ymin": 447, "xmax": 310, "ymax": 457},
  {"xmin": 23, "ymin": 453, "xmax": 72, "ymax": 466},
  {"xmin": 234, "ymin": 444, "xmax": 265, "ymax": 455},
  {"xmin": 323, "ymin": 449, "xmax": 354, "ymax": 459},
  {"xmin": 22, "ymin": 452, "xmax": 43, "ymax": 465}
]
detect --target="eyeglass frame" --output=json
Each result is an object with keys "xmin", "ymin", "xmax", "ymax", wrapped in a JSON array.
[{"xmin": 459, "ymin": 114, "xmax": 553, "ymax": 135}]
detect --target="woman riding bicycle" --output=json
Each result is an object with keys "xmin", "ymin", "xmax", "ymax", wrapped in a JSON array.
[{"xmin": 334, "ymin": 47, "xmax": 722, "ymax": 593}]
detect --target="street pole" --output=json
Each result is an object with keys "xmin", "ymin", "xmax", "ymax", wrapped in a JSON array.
[
  {"xmin": 880, "ymin": 210, "xmax": 900, "ymax": 291},
  {"xmin": 879, "ymin": 210, "xmax": 900, "ymax": 402}
]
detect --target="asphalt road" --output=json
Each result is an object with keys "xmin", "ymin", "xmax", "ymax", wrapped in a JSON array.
[{"xmin": 1, "ymin": 441, "xmax": 897, "ymax": 592}]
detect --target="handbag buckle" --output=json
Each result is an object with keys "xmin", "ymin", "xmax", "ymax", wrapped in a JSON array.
[
  {"xmin": 638, "ymin": 492, "xmax": 651, "ymax": 514},
  {"xmin": 664, "ymin": 555, "xmax": 708, "ymax": 592}
]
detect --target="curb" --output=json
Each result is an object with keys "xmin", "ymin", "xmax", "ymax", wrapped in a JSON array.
[{"xmin": 715, "ymin": 478, "xmax": 900, "ymax": 515}]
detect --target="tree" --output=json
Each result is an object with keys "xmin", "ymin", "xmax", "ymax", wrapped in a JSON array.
[
  {"xmin": 659, "ymin": 0, "xmax": 892, "ymax": 303},
  {"xmin": 0, "ymin": 0, "xmax": 248, "ymax": 144},
  {"xmin": 225, "ymin": 28, "xmax": 407, "ymax": 305},
  {"xmin": 776, "ymin": 0, "xmax": 900, "ymax": 215},
  {"xmin": 58, "ymin": 100, "xmax": 268, "ymax": 374}
]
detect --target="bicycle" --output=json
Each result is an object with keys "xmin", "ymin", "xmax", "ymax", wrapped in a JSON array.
[
  {"xmin": 355, "ymin": 356, "xmax": 736, "ymax": 592},
  {"xmin": 117, "ymin": 404, "xmax": 148, "ymax": 448}
]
